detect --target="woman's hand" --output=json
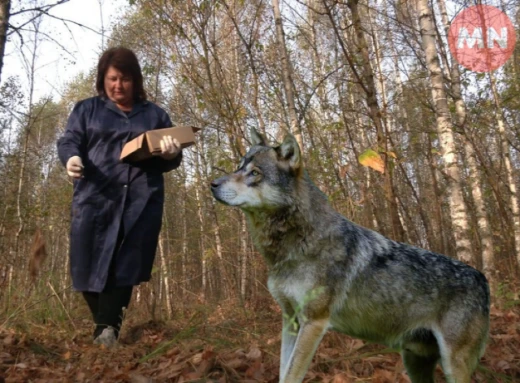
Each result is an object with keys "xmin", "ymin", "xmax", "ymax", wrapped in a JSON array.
[
  {"xmin": 155, "ymin": 136, "xmax": 181, "ymax": 160},
  {"xmin": 66, "ymin": 156, "xmax": 84, "ymax": 178}
]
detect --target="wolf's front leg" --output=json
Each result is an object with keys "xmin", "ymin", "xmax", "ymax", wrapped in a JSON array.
[
  {"xmin": 280, "ymin": 314, "xmax": 299, "ymax": 378},
  {"xmin": 280, "ymin": 318, "xmax": 329, "ymax": 383}
]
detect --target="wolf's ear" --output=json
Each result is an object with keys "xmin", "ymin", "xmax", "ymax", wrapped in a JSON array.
[
  {"xmin": 278, "ymin": 134, "xmax": 301, "ymax": 171},
  {"xmin": 250, "ymin": 127, "xmax": 267, "ymax": 146}
]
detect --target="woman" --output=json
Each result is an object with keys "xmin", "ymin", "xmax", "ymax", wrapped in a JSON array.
[{"xmin": 57, "ymin": 47, "xmax": 182, "ymax": 347}]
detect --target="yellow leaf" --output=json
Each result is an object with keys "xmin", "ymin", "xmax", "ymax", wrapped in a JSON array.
[{"xmin": 358, "ymin": 149, "xmax": 385, "ymax": 173}]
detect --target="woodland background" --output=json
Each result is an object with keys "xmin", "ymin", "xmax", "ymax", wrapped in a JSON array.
[{"xmin": 0, "ymin": 0, "xmax": 519, "ymax": 381}]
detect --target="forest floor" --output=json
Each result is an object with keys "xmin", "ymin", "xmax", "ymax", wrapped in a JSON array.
[{"xmin": 0, "ymin": 298, "xmax": 519, "ymax": 382}]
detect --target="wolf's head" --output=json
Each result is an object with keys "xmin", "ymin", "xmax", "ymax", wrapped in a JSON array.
[{"xmin": 211, "ymin": 128, "xmax": 303, "ymax": 211}]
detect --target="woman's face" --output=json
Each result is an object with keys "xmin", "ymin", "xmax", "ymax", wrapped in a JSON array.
[{"xmin": 104, "ymin": 66, "xmax": 134, "ymax": 109}]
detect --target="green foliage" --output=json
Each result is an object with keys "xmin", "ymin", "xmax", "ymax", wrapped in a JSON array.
[
  {"xmin": 283, "ymin": 287, "xmax": 326, "ymax": 336},
  {"xmin": 496, "ymin": 282, "xmax": 520, "ymax": 309}
]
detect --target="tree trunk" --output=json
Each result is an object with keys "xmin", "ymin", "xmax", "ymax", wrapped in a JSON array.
[
  {"xmin": 271, "ymin": 0, "xmax": 303, "ymax": 148},
  {"xmin": 15, "ymin": 20, "xmax": 41, "ymax": 259},
  {"xmin": 488, "ymin": 72, "xmax": 520, "ymax": 268},
  {"xmin": 391, "ymin": 46, "xmax": 435, "ymax": 249},
  {"xmin": 158, "ymin": 233, "xmax": 172, "ymax": 319},
  {"xmin": 416, "ymin": 0, "xmax": 473, "ymax": 264},
  {"xmin": 0, "ymin": 0, "xmax": 10, "ymax": 83},
  {"xmin": 194, "ymin": 154, "xmax": 206, "ymax": 303},
  {"xmin": 181, "ymin": 163, "xmax": 189, "ymax": 301},
  {"xmin": 240, "ymin": 213, "xmax": 248, "ymax": 301},
  {"xmin": 436, "ymin": 0, "xmax": 494, "ymax": 274},
  {"xmin": 337, "ymin": 0, "xmax": 405, "ymax": 241}
]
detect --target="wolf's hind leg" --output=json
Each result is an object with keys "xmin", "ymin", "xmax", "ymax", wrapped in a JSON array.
[
  {"xmin": 435, "ymin": 315, "xmax": 488, "ymax": 383},
  {"xmin": 439, "ymin": 344, "xmax": 482, "ymax": 383},
  {"xmin": 402, "ymin": 349, "xmax": 438, "ymax": 383}
]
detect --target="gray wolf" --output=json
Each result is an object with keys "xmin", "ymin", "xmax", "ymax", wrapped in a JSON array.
[{"xmin": 210, "ymin": 129, "xmax": 490, "ymax": 383}]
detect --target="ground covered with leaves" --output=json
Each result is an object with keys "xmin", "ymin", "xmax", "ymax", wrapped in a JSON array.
[{"xmin": 1, "ymin": 302, "xmax": 519, "ymax": 382}]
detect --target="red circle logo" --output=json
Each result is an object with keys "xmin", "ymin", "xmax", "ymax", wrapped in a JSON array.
[{"xmin": 448, "ymin": 5, "xmax": 516, "ymax": 72}]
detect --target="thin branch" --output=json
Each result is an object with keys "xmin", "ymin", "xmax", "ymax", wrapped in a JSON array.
[{"xmin": 9, "ymin": 0, "xmax": 70, "ymax": 17}]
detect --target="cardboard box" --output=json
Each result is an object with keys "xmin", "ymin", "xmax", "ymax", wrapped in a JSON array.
[{"xmin": 120, "ymin": 126, "xmax": 200, "ymax": 162}]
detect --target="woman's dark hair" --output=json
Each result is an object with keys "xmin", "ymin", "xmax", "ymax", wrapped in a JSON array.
[{"xmin": 96, "ymin": 47, "xmax": 147, "ymax": 102}]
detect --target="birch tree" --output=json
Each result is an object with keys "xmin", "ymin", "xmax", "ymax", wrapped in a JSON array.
[
  {"xmin": 416, "ymin": 0, "xmax": 473, "ymax": 264},
  {"xmin": 436, "ymin": 0, "xmax": 495, "ymax": 275},
  {"xmin": 322, "ymin": 0, "xmax": 405, "ymax": 241}
]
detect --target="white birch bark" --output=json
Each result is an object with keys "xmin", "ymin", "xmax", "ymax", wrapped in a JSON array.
[
  {"xmin": 240, "ymin": 213, "xmax": 248, "ymax": 300},
  {"xmin": 158, "ymin": 233, "xmax": 172, "ymax": 319},
  {"xmin": 416, "ymin": 0, "xmax": 473, "ymax": 264},
  {"xmin": 437, "ymin": 0, "xmax": 494, "ymax": 273},
  {"xmin": 194, "ymin": 151, "xmax": 206, "ymax": 302}
]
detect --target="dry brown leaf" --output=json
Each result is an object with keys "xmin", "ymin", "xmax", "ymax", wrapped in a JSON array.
[
  {"xmin": 0, "ymin": 352, "xmax": 14, "ymax": 363},
  {"xmin": 495, "ymin": 360, "xmax": 511, "ymax": 371},
  {"xmin": 166, "ymin": 347, "xmax": 181, "ymax": 357},
  {"xmin": 196, "ymin": 349, "xmax": 215, "ymax": 376},
  {"xmin": 223, "ymin": 357, "xmax": 247, "ymax": 370},
  {"xmin": 191, "ymin": 352, "xmax": 203, "ymax": 365},
  {"xmin": 245, "ymin": 359, "xmax": 264, "ymax": 380},
  {"xmin": 246, "ymin": 347, "xmax": 262, "ymax": 361},
  {"xmin": 372, "ymin": 368, "xmax": 394, "ymax": 383},
  {"xmin": 129, "ymin": 374, "xmax": 153, "ymax": 383},
  {"xmin": 3, "ymin": 335, "xmax": 14, "ymax": 346},
  {"xmin": 332, "ymin": 372, "xmax": 352, "ymax": 383},
  {"xmin": 29, "ymin": 229, "xmax": 47, "ymax": 280},
  {"xmin": 180, "ymin": 371, "xmax": 202, "ymax": 382},
  {"xmin": 157, "ymin": 358, "xmax": 172, "ymax": 370}
]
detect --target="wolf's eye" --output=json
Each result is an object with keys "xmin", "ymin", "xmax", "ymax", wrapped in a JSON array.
[{"xmin": 250, "ymin": 170, "xmax": 260, "ymax": 177}]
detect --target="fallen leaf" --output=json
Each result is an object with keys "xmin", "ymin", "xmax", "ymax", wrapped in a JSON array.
[
  {"xmin": 358, "ymin": 149, "xmax": 385, "ymax": 173},
  {"xmin": 246, "ymin": 347, "xmax": 262, "ymax": 361},
  {"xmin": 245, "ymin": 359, "xmax": 264, "ymax": 380},
  {"xmin": 129, "ymin": 374, "xmax": 153, "ymax": 383},
  {"xmin": 191, "ymin": 352, "xmax": 203, "ymax": 365},
  {"xmin": 372, "ymin": 368, "xmax": 394, "ymax": 383},
  {"xmin": 332, "ymin": 373, "xmax": 352, "ymax": 383},
  {"xmin": 0, "ymin": 352, "xmax": 14, "ymax": 363},
  {"xmin": 223, "ymin": 357, "xmax": 246, "ymax": 370},
  {"xmin": 3, "ymin": 335, "xmax": 14, "ymax": 346}
]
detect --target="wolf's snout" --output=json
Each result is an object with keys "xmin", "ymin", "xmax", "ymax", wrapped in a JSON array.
[
  {"xmin": 211, "ymin": 176, "xmax": 228, "ymax": 201},
  {"xmin": 210, "ymin": 176, "xmax": 225, "ymax": 190}
]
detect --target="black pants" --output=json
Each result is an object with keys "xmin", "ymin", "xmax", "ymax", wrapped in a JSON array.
[
  {"xmin": 82, "ymin": 285, "xmax": 133, "ymax": 338},
  {"xmin": 82, "ymin": 221, "xmax": 132, "ymax": 339}
]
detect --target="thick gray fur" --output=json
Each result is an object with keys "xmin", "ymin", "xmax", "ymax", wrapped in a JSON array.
[{"xmin": 211, "ymin": 128, "xmax": 490, "ymax": 383}]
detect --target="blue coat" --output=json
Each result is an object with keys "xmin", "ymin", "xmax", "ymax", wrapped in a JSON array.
[{"xmin": 57, "ymin": 96, "xmax": 182, "ymax": 292}]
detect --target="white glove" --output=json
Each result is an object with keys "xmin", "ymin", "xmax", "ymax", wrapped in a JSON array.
[
  {"xmin": 66, "ymin": 156, "xmax": 84, "ymax": 178},
  {"xmin": 155, "ymin": 136, "xmax": 181, "ymax": 160}
]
